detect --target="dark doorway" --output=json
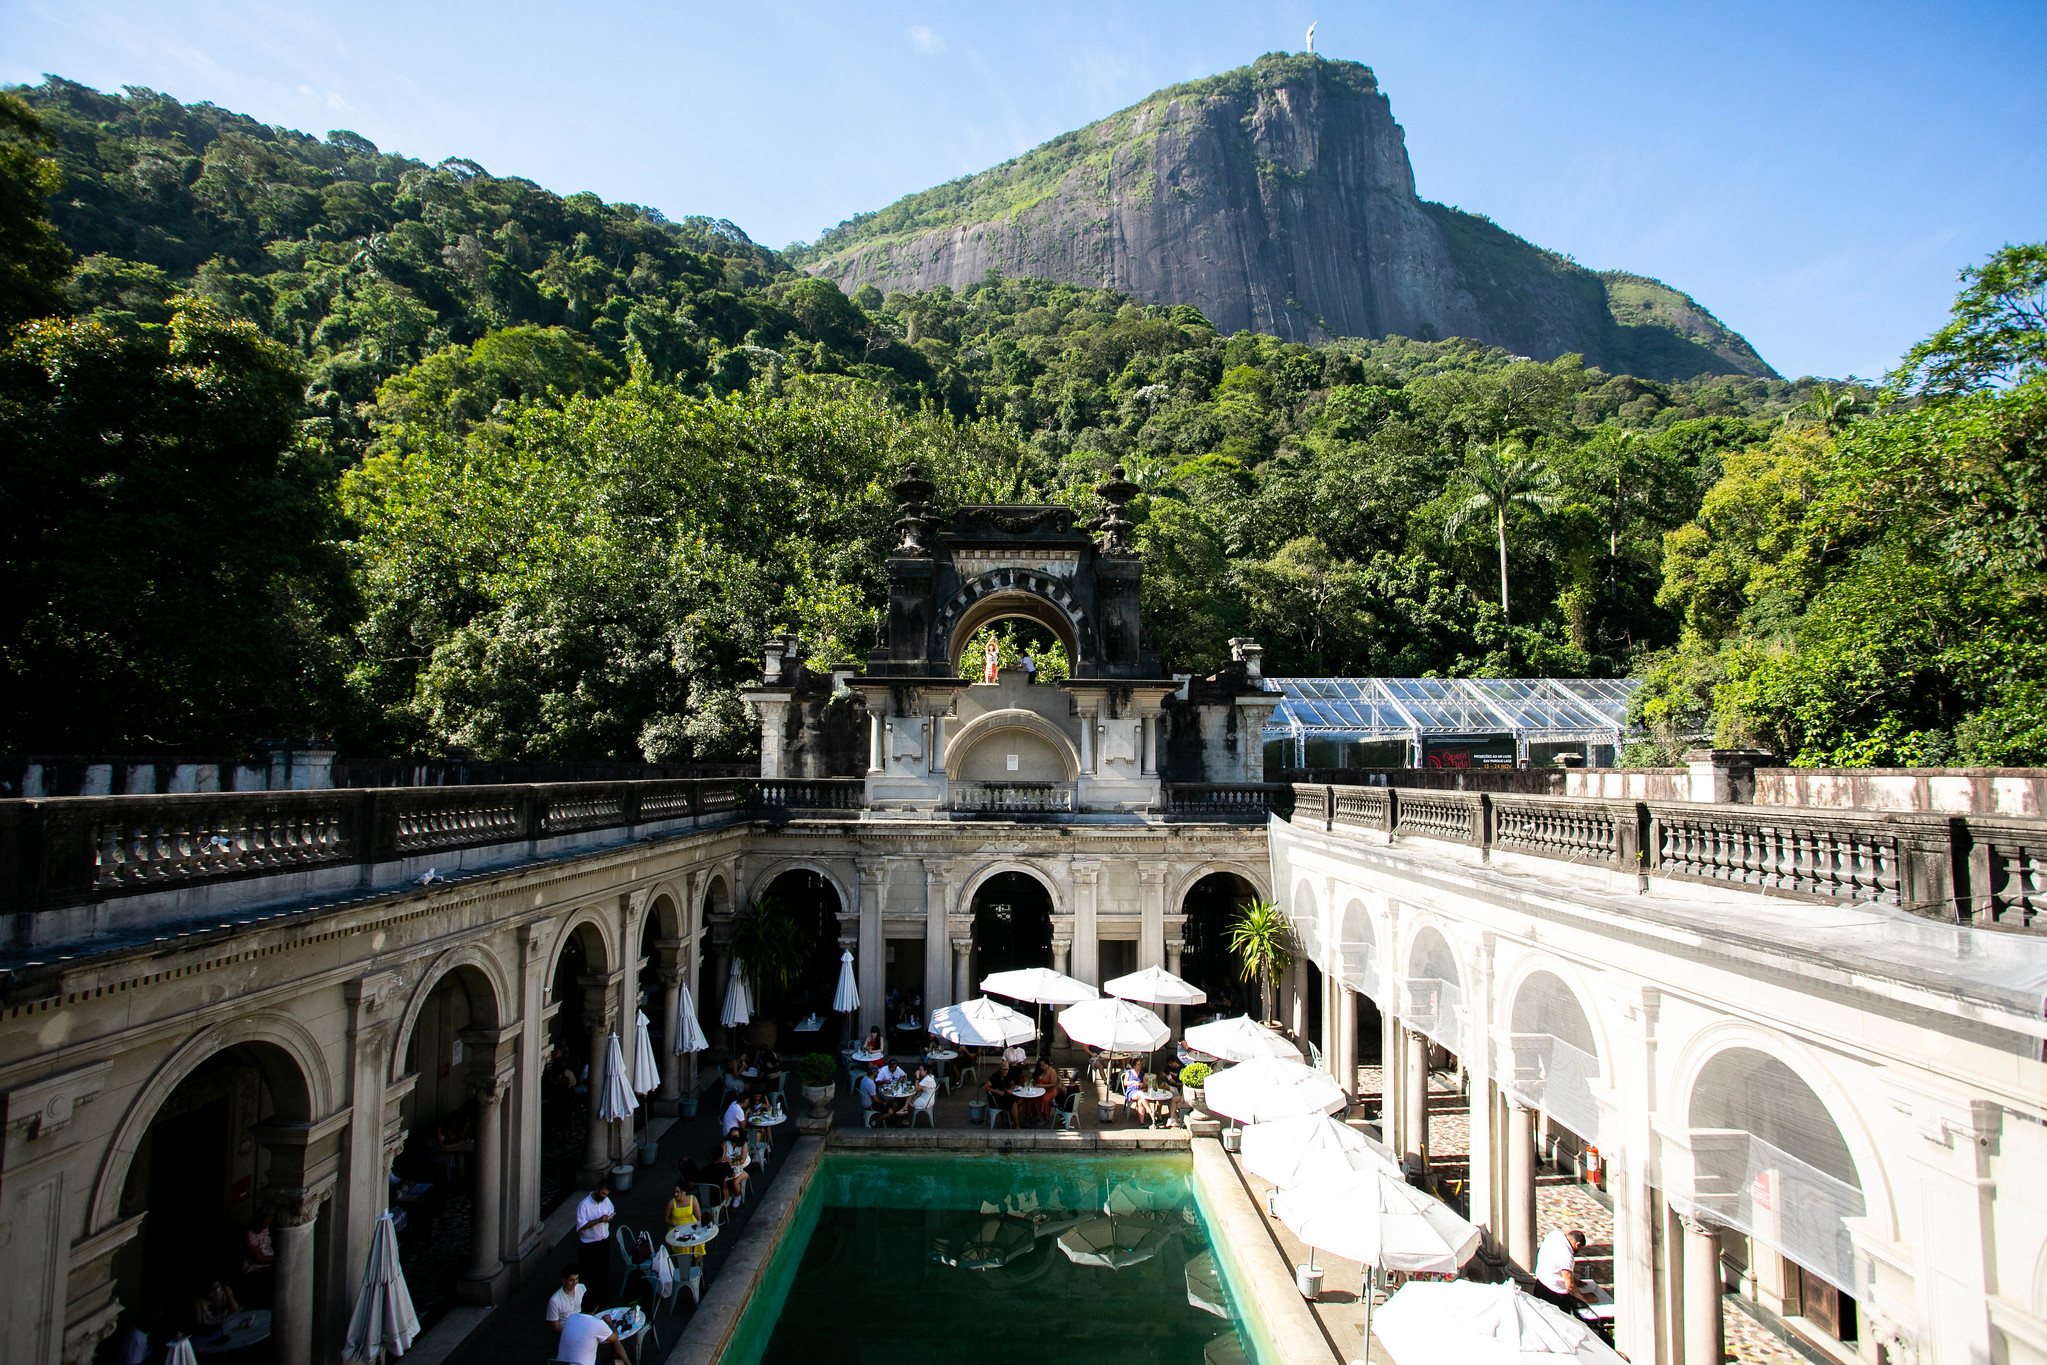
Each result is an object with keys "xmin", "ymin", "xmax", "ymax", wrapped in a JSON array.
[
  {"xmin": 970, "ymin": 872, "xmax": 1053, "ymax": 980},
  {"xmin": 1181, "ymin": 872, "xmax": 1257, "ymax": 1018},
  {"xmin": 755, "ymin": 870, "xmax": 843, "ymax": 1026},
  {"xmin": 541, "ymin": 933, "xmax": 591, "ymax": 1218}
]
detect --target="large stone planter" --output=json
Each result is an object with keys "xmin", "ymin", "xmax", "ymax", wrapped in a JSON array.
[{"xmin": 802, "ymin": 1081, "xmax": 835, "ymax": 1120}]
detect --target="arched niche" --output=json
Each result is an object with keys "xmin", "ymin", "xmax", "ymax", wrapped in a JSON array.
[
  {"xmin": 1405, "ymin": 924, "xmax": 1466, "ymax": 1057},
  {"xmin": 969, "ymin": 869, "xmax": 1056, "ymax": 981},
  {"xmin": 1339, "ymin": 899, "xmax": 1379, "ymax": 998},
  {"xmin": 944, "ymin": 708, "xmax": 1080, "ymax": 782},
  {"xmin": 1505, "ymin": 968, "xmax": 1604, "ymax": 1142},
  {"xmin": 1180, "ymin": 871, "xmax": 1259, "ymax": 1016},
  {"xmin": 941, "ymin": 579, "xmax": 1084, "ymax": 674}
]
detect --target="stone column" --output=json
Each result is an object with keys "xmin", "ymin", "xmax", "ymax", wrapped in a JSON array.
[
  {"xmin": 1610, "ymin": 989, "xmax": 1663, "ymax": 1365},
  {"xmin": 1079, "ymin": 708, "xmax": 1094, "ymax": 774},
  {"xmin": 868, "ymin": 713, "xmax": 883, "ymax": 772},
  {"xmin": 1680, "ymin": 1214, "xmax": 1725, "ymax": 1365},
  {"xmin": 1404, "ymin": 1027, "xmax": 1430, "ymax": 1180},
  {"xmin": 1139, "ymin": 861, "xmax": 1167, "ymax": 969},
  {"xmin": 1506, "ymin": 1099, "xmax": 1538, "ymax": 1271},
  {"xmin": 579, "ymin": 975, "xmax": 621, "ymax": 1184},
  {"xmin": 1164, "ymin": 937, "xmax": 1186, "ymax": 1038},
  {"xmin": 1381, "ymin": 998, "xmax": 1401, "ymax": 1129},
  {"xmin": 654, "ymin": 939, "xmax": 685, "ymax": 1113},
  {"xmin": 1335, "ymin": 986, "xmax": 1358, "ymax": 1101},
  {"xmin": 857, "ymin": 862, "xmax": 885, "ymax": 1039},
  {"xmin": 460, "ymin": 1071, "xmax": 511, "ymax": 1303},
  {"xmin": 923, "ymin": 860, "xmax": 952, "ymax": 1012},
  {"xmin": 952, "ymin": 937, "xmax": 973, "ymax": 1003},
  {"xmin": 1141, "ymin": 716, "xmax": 1157, "ymax": 774},
  {"xmin": 1052, "ymin": 937, "xmax": 1072, "ymax": 975},
  {"xmin": 267, "ymin": 1186, "xmax": 328, "ymax": 1365},
  {"xmin": 1071, "ymin": 860, "xmax": 1101, "ymax": 986}
]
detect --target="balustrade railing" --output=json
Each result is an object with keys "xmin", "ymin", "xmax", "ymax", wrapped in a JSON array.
[
  {"xmin": 949, "ymin": 781, "xmax": 1076, "ymax": 814},
  {"xmin": 751, "ymin": 778, "xmax": 867, "ymax": 811},
  {"xmin": 1288, "ymin": 783, "xmax": 2042, "ymax": 931},
  {"xmin": 1154, "ymin": 783, "xmax": 1296, "ymax": 820}
]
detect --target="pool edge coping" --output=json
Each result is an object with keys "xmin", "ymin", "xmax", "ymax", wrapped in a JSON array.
[
  {"xmin": 1189, "ymin": 1138, "xmax": 1343, "ymax": 1365},
  {"xmin": 662, "ymin": 1134, "xmax": 826, "ymax": 1365}
]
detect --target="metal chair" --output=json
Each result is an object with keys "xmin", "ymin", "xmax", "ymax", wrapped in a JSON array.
[
  {"xmin": 910, "ymin": 1091, "xmax": 937, "ymax": 1127},
  {"xmin": 692, "ymin": 1183, "xmax": 727, "ymax": 1227},
  {"xmin": 1052, "ymin": 1093, "xmax": 1079, "ymax": 1131},
  {"xmin": 988, "ymin": 1100, "xmax": 1014, "ymax": 1130}
]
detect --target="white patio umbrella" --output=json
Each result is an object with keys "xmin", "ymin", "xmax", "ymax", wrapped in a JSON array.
[
  {"xmin": 598, "ymin": 1032, "xmax": 638, "ymax": 1122},
  {"xmin": 1372, "ymin": 1280, "xmax": 1624, "ymax": 1365},
  {"xmin": 1184, "ymin": 1014, "xmax": 1302, "ymax": 1063},
  {"xmin": 720, "ymin": 956, "xmax": 752, "ymax": 1028},
  {"xmin": 832, "ymin": 948, "xmax": 860, "ymax": 1013},
  {"xmin": 342, "ymin": 1212, "xmax": 419, "ymax": 1362},
  {"xmin": 672, "ymin": 986, "xmax": 709, "ymax": 1055},
  {"xmin": 1241, "ymin": 1113, "xmax": 1400, "ymax": 1190},
  {"xmin": 165, "ymin": 1339, "xmax": 198, "ymax": 1365},
  {"xmin": 1184, "ymin": 1249, "xmax": 1230, "ymax": 1319},
  {"xmin": 980, "ymin": 966, "xmax": 1098, "ymax": 1004},
  {"xmin": 1203, "ymin": 1056, "xmax": 1346, "ymax": 1125},
  {"xmin": 1103, "ymin": 964, "xmax": 1206, "ymax": 1006},
  {"xmin": 929, "ymin": 997, "xmax": 1037, "ymax": 1049},
  {"xmin": 1056, "ymin": 997, "xmax": 1170, "ymax": 1053},
  {"xmin": 631, "ymin": 1010, "xmax": 661, "ymax": 1095},
  {"xmin": 1057, "ymin": 1216, "xmax": 1168, "ymax": 1270}
]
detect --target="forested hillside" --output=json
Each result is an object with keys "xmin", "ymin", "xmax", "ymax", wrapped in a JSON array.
[{"xmin": 3, "ymin": 79, "xmax": 2039, "ymax": 769}]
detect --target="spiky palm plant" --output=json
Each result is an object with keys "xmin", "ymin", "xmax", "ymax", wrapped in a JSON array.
[
  {"xmin": 1226, "ymin": 898, "xmax": 1295, "ymax": 1025},
  {"xmin": 1443, "ymin": 440, "xmax": 1560, "ymax": 631}
]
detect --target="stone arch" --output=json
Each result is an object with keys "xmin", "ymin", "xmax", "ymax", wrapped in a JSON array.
[
  {"xmin": 389, "ymin": 944, "xmax": 513, "ymax": 1083},
  {"xmin": 1501, "ymin": 961, "xmax": 1610, "ymax": 1142},
  {"xmin": 643, "ymin": 883, "xmax": 685, "ymax": 941},
  {"xmin": 700, "ymin": 870, "xmax": 733, "ymax": 928},
  {"xmin": 742, "ymin": 858, "xmax": 856, "ymax": 919},
  {"xmin": 955, "ymin": 860, "xmax": 1069, "ymax": 919},
  {"xmin": 943, "ymin": 708, "xmax": 1081, "ymax": 782},
  {"xmin": 938, "ymin": 572, "xmax": 1089, "ymax": 672},
  {"xmin": 1169, "ymin": 861, "xmax": 1270, "ymax": 910},
  {"xmin": 1402, "ymin": 920, "xmax": 1469, "ymax": 1056},
  {"xmin": 1338, "ymin": 897, "xmax": 1380, "ymax": 996},
  {"xmin": 1670, "ymin": 1023, "xmax": 1896, "ymax": 1245},
  {"xmin": 1176, "ymin": 867, "xmax": 1263, "ymax": 1013},
  {"xmin": 1499, "ymin": 959, "xmax": 1609, "ymax": 1066},
  {"xmin": 90, "ymin": 1013, "xmax": 330, "ymax": 1234},
  {"xmin": 1289, "ymin": 878, "xmax": 1322, "ymax": 963},
  {"xmin": 963, "ymin": 865, "xmax": 1059, "ymax": 982},
  {"xmin": 547, "ymin": 904, "xmax": 617, "ymax": 982}
]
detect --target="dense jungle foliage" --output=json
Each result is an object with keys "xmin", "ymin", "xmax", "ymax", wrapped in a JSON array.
[{"xmin": 2, "ymin": 80, "xmax": 2040, "ymax": 767}]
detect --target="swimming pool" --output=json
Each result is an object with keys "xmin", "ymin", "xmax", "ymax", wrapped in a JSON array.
[{"xmin": 718, "ymin": 1151, "xmax": 1271, "ymax": 1365}]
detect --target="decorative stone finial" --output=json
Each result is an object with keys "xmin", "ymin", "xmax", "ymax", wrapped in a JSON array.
[
  {"xmin": 891, "ymin": 464, "xmax": 937, "ymax": 556},
  {"xmin": 1095, "ymin": 465, "xmax": 1140, "ymax": 553}
]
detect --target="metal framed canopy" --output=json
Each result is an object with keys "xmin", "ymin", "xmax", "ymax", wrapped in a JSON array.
[{"xmin": 1264, "ymin": 677, "xmax": 1640, "ymax": 767}]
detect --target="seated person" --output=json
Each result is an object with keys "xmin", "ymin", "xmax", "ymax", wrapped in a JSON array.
[
  {"xmin": 912, "ymin": 1065, "xmax": 938, "ymax": 1112},
  {"xmin": 754, "ymin": 1046, "xmax": 782, "ymax": 1084},
  {"xmin": 194, "ymin": 1278, "xmax": 238, "ymax": 1331},
  {"xmin": 981, "ymin": 1067, "xmax": 1015, "ymax": 1118},
  {"xmin": 860, "ymin": 1026, "xmax": 884, "ymax": 1054},
  {"xmin": 719, "ymin": 1129, "xmax": 751, "ymax": 1205},
  {"xmin": 721, "ymin": 1057, "xmax": 746, "ymax": 1096},
  {"xmin": 665, "ymin": 1182, "xmax": 699, "ymax": 1230},
  {"xmin": 1121, "ymin": 1064, "xmax": 1149, "ymax": 1123},
  {"xmin": 855, "ymin": 1068, "xmax": 878, "ymax": 1117},
  {"xmin": 875, "ymin": 1059, "xmax": 907, "ymax": 1087}
]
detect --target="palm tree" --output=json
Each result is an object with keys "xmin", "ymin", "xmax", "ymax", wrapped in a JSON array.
[
  {"xmin": 730, "ymin": 896, "xmax": 805, "ymax": 1014},
  {"xmin": 1443, "ymin": 440, "xmax": 1560, "ymax": 630},
  {"xmin": 1796, "ymin": 384, "xmax": 1870, "ymax": 435},
  {"xmin": 1226, "ymin": 899, "xmax": 1295, "ymax": 1025}
]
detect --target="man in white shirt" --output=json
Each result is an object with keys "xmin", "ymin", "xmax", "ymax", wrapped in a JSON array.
[
  {"xmin": 553, "ymin": 1298, "xmax": 626, "ymax": 1365},
  {"xmin": 1532, "ymin": 1228, "xmax": 1590, "ymax": 1314},
  {"xmin": 573, "ymin": 1183, "xmax": 615, "ymax": 1298},
  {"xmin": 545, "ymin": 1270, "xmax": 585, "ymax": 1333},
  {"xmin": 875, "ymin": 1060, "xmax": 906, "ymax": 1086},
  {"xmin": 720, "ymin": 1096, "xmax": 745, "ymax": 1136}
]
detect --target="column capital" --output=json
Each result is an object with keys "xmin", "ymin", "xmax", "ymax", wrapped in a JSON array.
[
  {"xmin": 466, "ymin": 1068, "xmax": 515, "ymax": 1107},
  {"xmin": 265, "ymin": 1178, "xmax": 336, "ymax": 1228},
  {"xmin": 950, "ymin": 937, "xmax": 974, "ymax": 954},
  {"xmin": 1675, "ymin": 1210, "xmax": 1720, "ymax": 1239},
  {"xmin": 1050, "ymin": 939, "xmax": 1072, "ymax": 955}
]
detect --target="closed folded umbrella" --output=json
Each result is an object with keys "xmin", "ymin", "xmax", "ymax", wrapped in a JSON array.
[
  {"xmin": 1241, "ymin": 1113, "xmax": 1400, "ymax": 1190},
  {"xmin": 1104, "ymin": 964, "xmax": 1206, "ymax": 1005},
  {"xmin": 930, "ymin": 998, "xmax": 1037, "ymax": 1048},
  {"xmin": 1372, "ymin": 1280, "xmax": 1624, "ymax": 1365},
  {"xmin": 832, "ymin": 948, "xmax": 860, "ymax": 1013},
  {"xmin": 980, "ymin": 967, "xmax": 1098, "ymax": 1004},
  {"xmin": 342, "ymin": 1212, "xmax": 419, "ymax": 1362},
  {"xmin": 599, "ymin": 1032, "xmax": 638, "ymax": 1122},
  {"xmin": 1184, "ymin": 1014, "xmax": 1302, "ymax": 1063},
  {"xmin": 1057, "ymin": 1216, "xmax": 1168, "ymax": 1270},
  {"xmin": 165, "ymin": 1340, "xmax": 198, "ymax": 1365},
  {"xmin": 1057, "ymin": 997, "xmax": 1170, "ymax": 1053},
  {"xmin": 632, "ymin": 1010, "xmax": 660, "ymax": 1095},
  {"xmin": 720, "ymin": 956, "xmax": 752, "ymax": 1028},
  {"xmin": 1203, "ymin": 1057, "xmax": 1346, "ymax": 1125},
  {"xmin": 672, "ymin": 986, "xmax": 709, "ymax": 1055}
]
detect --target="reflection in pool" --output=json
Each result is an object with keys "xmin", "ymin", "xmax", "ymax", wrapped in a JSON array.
[{"xmin": 722, "ymin": 1153, "xmax": 1260, "ymax": 1365}]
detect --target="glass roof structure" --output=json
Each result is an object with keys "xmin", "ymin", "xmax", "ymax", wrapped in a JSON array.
[{"xmin": 1265, "ymin": 677, "xmax": 1640, "ymax": 742}]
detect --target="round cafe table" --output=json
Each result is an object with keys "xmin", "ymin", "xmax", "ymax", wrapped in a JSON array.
[
  {"xmin": 193, "ymin": 1311, "xmax": 271, "ymax": 1354},
  {"xmin": 1010, "ymin": 1083, "xmax": 1050, "ymax": 1126},
  {"xmin": 850, "ymin": 1049, "xmax": 884, "ymax": 1063},
  {"xmin": 666, "ymin": 1222, "xmax": 720, "ymax": 1252}
]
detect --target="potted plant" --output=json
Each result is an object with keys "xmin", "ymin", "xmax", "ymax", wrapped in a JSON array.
[
  {"xmin": 1180, "ymin": 1062, "xmax": 1212, "ymax": 1112},
  {"xmin": 1226, "ymin": 898, "xmax": 1295, "ymax": 1026},
  {"xmin": 798, "ymin": 1053, "xmax": 836, "ymax": 1119}
]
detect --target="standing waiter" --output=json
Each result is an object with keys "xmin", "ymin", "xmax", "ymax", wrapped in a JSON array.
[{"xmin": 572, "ymin": 1182, "xmax": 616, "ymax": 1298}]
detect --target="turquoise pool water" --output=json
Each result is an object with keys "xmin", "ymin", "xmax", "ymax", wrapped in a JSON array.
[{"xmin": 720, "ymin": 1152, "xmax": 1268, "ymax": 1365}]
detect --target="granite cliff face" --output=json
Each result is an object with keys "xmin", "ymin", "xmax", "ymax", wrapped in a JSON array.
[{"xmin": 795, "ymin": 55, "xmax": 1774, "ymax": 380}]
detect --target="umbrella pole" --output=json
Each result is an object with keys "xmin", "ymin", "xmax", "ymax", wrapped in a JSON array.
[{"xmin": 1360, "ymin": 1265, "xmax": 1375, "ymax": 1365}]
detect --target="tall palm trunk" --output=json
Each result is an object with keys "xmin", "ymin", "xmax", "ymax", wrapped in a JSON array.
[{"xmin": 1496, "ymin": 507, "xmax": 1511, "ymax": 628}]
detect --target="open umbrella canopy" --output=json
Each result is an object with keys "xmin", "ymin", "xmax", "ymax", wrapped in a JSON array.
[
  {"xmin": 1272, "ymin": 1167, "xmax": 1481, "ymax": 1274},
  {"xmin": 1372, "ymin": 1280, "xmax": 1624, "ymax": 1365},
  {"xmin": 1103, "ymin": 965, "xmax": 1207, "ymax": 1006},
  {"xmin": 832, "ymin": 948, "xmax": 860, "ymax": 1013},
  {"xmin": 343, "ymin": 1212, "xmax": 419, "ymax": 1363},
  {"xmin": 598, "ymin": 1033, "xmax": 638, "ymax": 1122},
  {"xmin": 1184, "ymin": 1249, "xmax": 1231, "ymax": 1319},
  {"xmin": 672, "ymin": 986, "xmax": 709, "ymax": 1055},
  {"xmin": 1183, "ymin": 1015, "xmax": 1303, "ymax": 1063},
  {"xmin": 929, "ymin": 1214, "xmax": 1035, "ymax": 1270},
  {"xmin": 631, "ymin": 1011, "xmax": 661, "ymax": 1095},
  {"xmin": 980, "ymin": 967, "xmax": 1099, "ymax": 1005},
  {"xmin": 1241, "ymin": 1114, "xmax": 1400, "ymax": 1189},
  {"xmin": 1057, "ymin": 997, "xmax": 1170, "ymax": 1053},
  {"xmin": 1057, "ymin": 1215, "xmax": 1169, "ymax": 1270},
  {"xmin": 1203, "ymin": 1057, "xmax": 1346, "ymax": 1125},
  {"xmin": 720, "ymin": 956, "xmax": 752, "ymax": 1028},
  {"xmin": 930, "ymin": 997, "xmax": 1037, "ymax": 1048}
]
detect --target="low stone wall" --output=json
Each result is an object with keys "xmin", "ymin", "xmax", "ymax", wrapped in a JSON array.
[
  {"xmin": 1567, "ymin": 765, "xmax": 2047, "ymax": 815},
  {"xmin": 666, "ymin": 1134, "xmax": 826, "ymax": 1365}
]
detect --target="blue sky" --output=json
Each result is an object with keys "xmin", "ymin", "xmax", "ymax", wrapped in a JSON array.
[{"xmin": 5, "ymin": 1, "xmax": 2041, "ymax": 380}]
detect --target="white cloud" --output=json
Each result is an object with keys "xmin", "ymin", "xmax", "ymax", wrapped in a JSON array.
[{"xmin": 907, "ymin": 25, "xmax": 944, "ymax": 55}]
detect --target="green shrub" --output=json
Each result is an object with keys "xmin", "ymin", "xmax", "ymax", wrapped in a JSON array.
[
  {"xmin": 1179, "ymin": 1062, "xmax": 1212, "ymax": 1088},
  {"xmin": 797, "ymin": 1053, "xmax": 836, "ymax": 1086}
]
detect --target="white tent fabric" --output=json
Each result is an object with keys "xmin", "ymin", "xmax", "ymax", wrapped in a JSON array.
[
  {"xmin": 980, "ymin": 967, "xmax": 1099, "ymax": 1004},
  {"xmin": 832, "ymin": 948, "xmax": 860, "ymax": 1012},
  {"xmin": 342, "ymin": 1212, "xmax": 419, "ymax": 1362},
  {"xmin": 598, "ymin": 1033, "xmax": 638, "ymax": 1122},
  {"xmin": 1241, "ymin": 1114, "xmax": 1400, "ymax": 1189},
  {"xmin": 1103, "ymin": 965, "xmax": 1206, "ymax": 1005},
  {"xmin": 1272, "ymin": 1166, "xmax": 1481, "ymax": 1274},
  {"xmin": 1057, "ymin": 1216, "xmax": 1168, "ymax": 1270},
  {"xmin": 165, "ymin": 1339, "xmax": 198, "ymax": 1365},
  {"xmin": 631, "ymin": 1011, "xmax": 661, "ymax": 1094},
  {"xmin": 671, "ymin": 986, "xmax": 709, "ymax": 1055},
  {"xmin": 1184, "ymin": 1015, "xmax": 1303, "ymax": 1063},
  {"xmin": 1056, "ymin": 997, "xmax": 1170, "ymax": 1053},
  {"xmin": 1372, "ymin": 1280, "xmax": 1623, "ymax": 1365},
  {"xmin": 720, "ymin": 956, "xmax": 752, "ymax": 1028},
  {"xmin": 930, "ymin": 998, "xmax": 1037, "ymax": 1048},
  {"xmin": 1203, "ymin": 1057, "xmax": 1346, "ymax": 1124}
]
